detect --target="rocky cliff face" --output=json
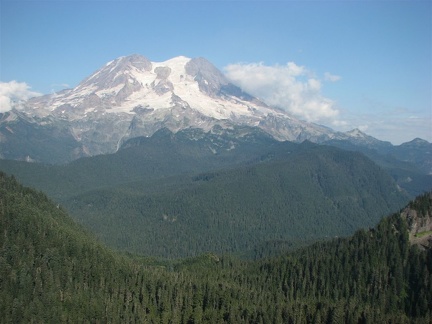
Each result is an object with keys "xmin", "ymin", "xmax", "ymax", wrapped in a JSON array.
[{"xmin": 402, "ymin": 192, "xmax": 432, "ymax": 250}]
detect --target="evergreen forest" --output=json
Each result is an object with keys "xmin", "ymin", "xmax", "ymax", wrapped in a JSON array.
[
  {"xmin": 1, "ymin": 172, "xmax": 431, "ymax": 323},
  {"xmin": 0, "ymin": 134, "xmax": 413, "ymax": 259}
]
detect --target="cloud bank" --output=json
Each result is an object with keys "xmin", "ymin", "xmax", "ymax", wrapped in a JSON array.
[
  {"xmin": 224, "ymin": 62, "xmax": 430, "ymax": 144},
  {"xmin": 0, "ymin": 81, "xmax": 41, "ymax": 113},
  {"xmin": 224, "ymin": 62, "xmax": 341, "ymax": 124}
]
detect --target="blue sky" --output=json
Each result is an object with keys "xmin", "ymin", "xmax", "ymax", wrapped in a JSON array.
[{"xmin": 1, "ymin": 0, "xmax": 431, "ymax": 144}]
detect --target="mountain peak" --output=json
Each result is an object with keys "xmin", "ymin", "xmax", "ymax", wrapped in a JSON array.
[
  {"xmin": 121, "ymin": 54, "xmax": 152, "ymax": 70},
  {"xmin": 331, "ymin": 128, "xmax": 392, "ymax": 149},
  {"xmin": 164, "ymin": 55, "xmax": 191, "ymax": 62},
  {"xmin": 402, "ymin": 138, "xmax": 430, "ymax": 146},
  {"xmin": 15, "ymin": 54, "xmax": 393, "ymax": 160},
  {"xmin": 100, "ymin": 54, "xmax": 153, "ymax": 75},
  {"xmin": 80, "ymin": 54, "xmax": 152, "ymax": 88},
  {"xmin": 416, "ymin": 138, "xmax": 429, "ymax": 142},
  {"xmin": 27, "ymin": 54, "xmax": 275, "ymax": 120},
  {"xmin": 185, "ymin": 57, "xmax": 229, "ymax": 97},
  {"xmin": 346, "ymin": 128, "xmax": 368, "ymax": 138}
]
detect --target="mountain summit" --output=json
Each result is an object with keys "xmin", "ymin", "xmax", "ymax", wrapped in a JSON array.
[
  {"xmin": 27, "ymin": 54, "xmax": 273, "ymax": 122},
  {"xmin": 0, "ymin": 54, "xmax": 413, "ymax": 163}
]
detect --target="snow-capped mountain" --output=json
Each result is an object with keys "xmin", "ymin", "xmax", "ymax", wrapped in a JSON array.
[
  {"xmin": 28, "ymin": 55, "xmax": 271, "ymax": 120},
  {"xmin": 0, "ymin": 54, "xmax": 424, "ymax": 165},
  {"xmin": 15, "ymin": 55, "xmax": 342, "ymax": 154}
]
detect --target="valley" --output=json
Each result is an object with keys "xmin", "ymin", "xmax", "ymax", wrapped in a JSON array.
[
  {"xmin": 0, "ymin": 172, "xmax": 431, "ymax": 322},
  {"xmin": 0, "ymin": 53, "xmax": 431, "ymax": 322},
  {"xmin": 0, "ymin": 127, "xmax": 414, "ymax": 258}
]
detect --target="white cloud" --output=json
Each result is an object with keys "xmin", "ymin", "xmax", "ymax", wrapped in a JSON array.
[
  {"xmin": 324, "ymin": 72, "xmax": 341, "ymax": 82},
  {"xmin": 0, "ymin": 81, "xmax": 41, "ymax": 113},
  {"xmin": 224, "ymin": 62, "xmax": 341, "ymax": 124}
]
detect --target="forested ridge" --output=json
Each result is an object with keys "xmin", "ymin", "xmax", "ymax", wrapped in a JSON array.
[
  {"xmin": 1, "ymin": 172, "xmax": 431, "ymax": 323},
  {"xmin": 67, "ymin": 146, "xmax": 407, "ymax": 258},
  {"xmin": 0, "ymin": 129, "xmax": 427, "ymax": 259},
  {"xmin": 1, "ymin": 140, "xmax": 409, "ymax": 258}
]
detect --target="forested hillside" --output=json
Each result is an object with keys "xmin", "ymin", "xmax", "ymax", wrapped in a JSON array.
[
  {"xmin": 0, "ymin": 130, "xmax": 411, "ymax": 258},
  {"xmin": 0, "ymin": 127, "xmax": 285, "ymax": 200},
  {"xmin": 0, "ymin": 127, "xmax": 429, "ymax": 200},
  {"xmin": 1, "ymin": 173, "xmax": 431, "ymax": 322},
  {"xmin": 66, "ymin": 145, "xmax": 408, "ymax": 258}
]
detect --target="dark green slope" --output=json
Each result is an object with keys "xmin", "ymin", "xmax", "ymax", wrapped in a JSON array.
[
  {"xmin": 0, "ymin": 172, "xmax": 133, "ymax": 322},
  {"xmin": 0, "ymin": 127, "xmax": 290, "ymax": 200},
  {"xmin": 66, "ymin": 144, "xmax": 408, "ymax": 258},
  {"xmin": 248, "ymin": 192, "xmax": 432, "ymax": 321},
  {"xmin": 323, "ymin": 138, "xmax": 432, "ymax": 197},
  {"xmin": 1, "ymin": 173, "xmax": 431, "ymax": 323},
  {"xmin": 0, "ymin": 127, "xmax": 412, "ymax": 259},
  {"xmin": 1, "ymin": 127, "xmax": 428, "ymax": 202},
  {"xmin": 0, "ymin": 111, "xmax": 82, "ymax": 164}
]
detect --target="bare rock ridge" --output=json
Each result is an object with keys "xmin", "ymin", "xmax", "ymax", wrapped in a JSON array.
[
  {"xmin": 185, "ymin": 57, "xmax": 230, "ymax": 96},
  {"xmin": 402, "ymin": 193, "xmax": 432, "ymax": 250}
]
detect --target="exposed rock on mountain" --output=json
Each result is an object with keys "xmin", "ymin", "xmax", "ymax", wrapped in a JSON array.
[{"xmin": 402, "ymin": 192, "xmax": 432, "ymax": 249}]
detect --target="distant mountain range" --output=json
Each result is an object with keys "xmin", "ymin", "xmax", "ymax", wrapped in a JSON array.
[{"xmin": 1, "ymin": 54, "xmax": 429, "ymax": 173}]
